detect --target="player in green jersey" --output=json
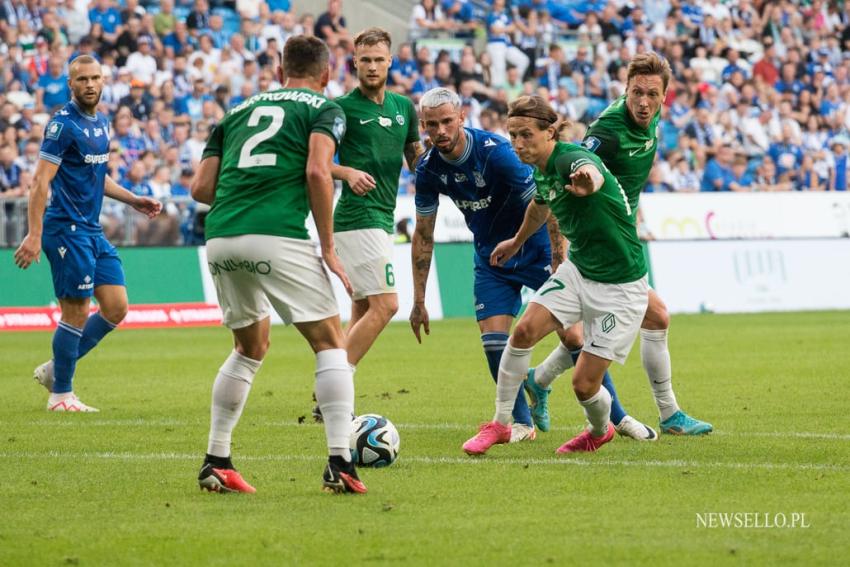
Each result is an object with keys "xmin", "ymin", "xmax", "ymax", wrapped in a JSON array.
[
  {"xmin": 310, "ymin": 28, "xmax": 423, "ymax": 422},
  {"xmin": 528, "ymin": 53, "xmax": 712, "ymax": 436},
  {"xmin": 191, "ymin": 36, "xmax": 366, "ymax": 495},
  {"xmin": 463, "ymin": 95, "xmax": 649, "ymax": 455}
]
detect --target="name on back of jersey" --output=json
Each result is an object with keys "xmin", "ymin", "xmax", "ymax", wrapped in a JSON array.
[{"xmin": 230, "ymin": 90, "xmax": 326, "ymax": 115}]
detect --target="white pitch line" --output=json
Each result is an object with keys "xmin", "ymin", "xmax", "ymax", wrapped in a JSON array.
[
  {"xmin": 7, "ymin": 419, "xmax": 850, "ymax": 441},
  {"xmin": 0, "ymin": 450, "xmax": 847, "ymax": 472}
]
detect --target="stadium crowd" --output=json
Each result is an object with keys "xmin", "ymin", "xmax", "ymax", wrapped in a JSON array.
[{"xmin": 1, "ymin": 0, "xmax": 849, "ymax": 246}]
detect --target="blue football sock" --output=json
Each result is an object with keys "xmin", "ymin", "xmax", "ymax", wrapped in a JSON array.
[
  {"xmin": 52, "ymin": 321, "xmax": 83, "ymax": 394},
  {"xmin": 570, "ymin": 348, "xmax": 627, "ymax": 426},
  {"xmin": 482, "ymin": 332, "xmax": 532, "ymax": 427},
  {"xmin": 77, "ymin": 312, "xmax": 117, "ymax": 360}
]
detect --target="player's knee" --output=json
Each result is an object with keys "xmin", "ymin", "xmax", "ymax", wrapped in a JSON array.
[
  {"xmin": 236, "ymin": 340, "xmax": 269, "ymax": 361},
  {"xmin": 571, "ymin": 374, "xmax": 597, "ymax": 399},
  {"xmin": 642, "ymin": 301, "xmax": 670, "ymax": 330},
  {"xmin": 510, "ymin": 322, "xmax": 537, "ymax": 349},
  {"xmin": 560, "ymin": 324, "xmax": 584, "ymax": 349},
  {"xmin": 102, "ymin": 303, "xmax": 128, "ymax": 325}
]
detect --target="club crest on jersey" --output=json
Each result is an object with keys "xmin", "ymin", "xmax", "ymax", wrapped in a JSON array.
[
  {"xmin": 93, "ymin": 128, "xmax": 104, "ymax": 137},
  {"xmin": 379, "ymin": 116, "xmax": 393, "ymax": 128},
  {"xmin": 583, "ymin": 136, "xmax": 601, "ymax": 152},
  {"xmin": 473, "ymin": 171, "xmax": 485, "ymax": 187},
  {"xmin": 395, "ymin": 114, "xmax": 405, "ymax": 126},
  {"xmin": 454, "ymin": 172, "xmax": 468, "ymax": 183},
  {"xmin": 46, "ymin": 121, "xmax": 64, "ymax": 140}
]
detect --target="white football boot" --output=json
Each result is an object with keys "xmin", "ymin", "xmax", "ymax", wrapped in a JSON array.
[
  {"xmin": 47, "ymin": 393, "xmax": 99, "ymax": 412},
  {"xmin": 33, "ymin": 360, "xmax": 54, "ymax": 392},
  {"xmin": 615, "ymin": 415, "xmax": 658, "ymax": 441},
  {"xmin": 509, "ymin": 423, "xmax": 537, "ymax": 443}
]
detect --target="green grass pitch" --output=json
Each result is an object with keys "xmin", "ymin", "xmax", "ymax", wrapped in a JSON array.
[{"xmin": 1, "ymin": 312, "xmax": 849, "ymax": 566}]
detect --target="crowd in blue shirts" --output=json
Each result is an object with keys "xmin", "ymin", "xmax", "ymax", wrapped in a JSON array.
[{"xmin": 1, "ymin": 1, "xmax": 849, "ymax": 247}]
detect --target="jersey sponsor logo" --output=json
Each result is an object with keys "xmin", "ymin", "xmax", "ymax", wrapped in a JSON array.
[
  {"xmin": 359, "ymin": 118, "xmax": 375, "ymax": 125},
  {"xmin": 208, "ymin": 258, "xmax": 272, "ymax": 276},
  {"xmin": 453, "ymin": 195, "xmax": 492, "ymax": 211},
  {"xmin": 395, "ymin": 114, "xmax": 405, "ymax": 126},
  {"xmin": 583, "ymin": 136, "xmax": 601, "ymax": 152},
  {"xmin": 483, "ymin": 138, "xmax": 496, "ymax": 147},
  {"xmin": 46, "ymin": 121, "xmax": 64, "ymax": 140},
  {"xmin": 58, "ymin": 246, "xmax": 67, "ymax": 259},
  {"xmin": 83, "ymin": 153, "xmax": 110, "ymax": 164},
  {"xmin": 378, "ymin": 116, "xmax": 393, "ymax": 128}
]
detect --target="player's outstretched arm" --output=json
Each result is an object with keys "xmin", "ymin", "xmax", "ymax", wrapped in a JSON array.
[
  {"xmin": 410, "ymin": 213, "xmax": 436, "ymax": 343},
  {"xmin": 330, "ymin": 163, "xmax": 375, "ymax": 196},
  {"xmin": 105, "ymin": 175, "xmax": 162, "ymax": 218},
  {"xmin": 13, "ymin": 158, "xmax": 58, "ymax": 269},
  {"xmin": 308, "ymin": 132, "xmax": 352, "ymax": 296},
  {"xmin": 566, "ymin": 164, "xmax": 604, "ymax": 197},
  {"xmin": 490, "ymin": 200, "xmax": 550, "ymax": 267},
  {"xmin": 191, "ymin": 156, "xmax": 220, "ymax": 205}
]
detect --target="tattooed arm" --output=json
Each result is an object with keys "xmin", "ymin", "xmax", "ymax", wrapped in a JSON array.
[
  {"xmin": 547, "ymin": 212, "xmax": 566, "ymax": 271},
  {"xmin": 404, "ymin": 140, "xmax": 425, "ymax": 172},
  {"xmin": 410, "ymin": 213, "xmax": 436, "ymax": 343}
]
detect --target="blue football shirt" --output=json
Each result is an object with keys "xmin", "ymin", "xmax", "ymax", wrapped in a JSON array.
[
  {"xmin": 40, "ymin": 100, "xmax": 111, "ymax": 235},
  {"xmin": 415, "ymin": 128, "xmax": 550, "ymax": 269}
]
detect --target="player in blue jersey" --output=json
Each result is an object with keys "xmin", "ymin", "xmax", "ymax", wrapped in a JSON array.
[
  {"xmin": 13, "ymin": 55, "xmax": 161, "ymax": 412},
  {"xmin": 410, "ymin": 88, "xmax": 656, "ymax": 442}
]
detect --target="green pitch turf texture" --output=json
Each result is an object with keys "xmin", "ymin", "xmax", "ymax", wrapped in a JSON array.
[{"xmin": 2, "ymin": 312, "xmax": 848, "ymax": 566}]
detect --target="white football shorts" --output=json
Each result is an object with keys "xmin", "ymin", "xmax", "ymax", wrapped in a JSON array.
[
  {"xmin": 206, "ymin": 234, "xmax": 338, "ymax": 329},
  {"xmin": 334, "ymin": 228, "xmax": 396, "ymax": 301},
  {"xmin": 530, "ymin": 259, "xmax": 648, "ymax": 365}
]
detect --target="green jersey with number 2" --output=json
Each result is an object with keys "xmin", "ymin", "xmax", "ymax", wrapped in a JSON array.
[
  {"xmin": 203, "ymin": 88, "xmax": 346, "ymax": 240},
  {"xmin": 533, "ymin": 141, "xmax": 647, "ymax": 284}
]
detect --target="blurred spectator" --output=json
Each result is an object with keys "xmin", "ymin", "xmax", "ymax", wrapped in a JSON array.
[
  {"xmin": 831, "ymin": 137, "xmax": 849, "ymax": 192},
  {"xmin": 409, "ymin": 0, "xmax": 452, "ymax": 43},
  {"xmin": 187, "ymin": 0, "xmax": 211, "ymax": 39},
  {"xmin": 389, "ymin": 43, "xmax": 419, "ymax": 93},
  {"xmin": 315, "ymin": 0, "xmax": 349, "ymax": 47},
  {"xmin": 701, "ymin": 145, "xmax": 736, "ymax": 192},
  {"xmin": 485, "ymin": 0, "xmax": 528, "ymax": 88},
  {"xmin": 411, "ymin": 62, "xmax": 440, "ymax": 102},
  {"xmin": 35, "ymin": 56, "xmax": 71, "ymax": 114}
]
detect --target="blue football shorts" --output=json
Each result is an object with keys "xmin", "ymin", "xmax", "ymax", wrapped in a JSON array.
[
  {"xmin": 42, "ymin": 231, "xmax": 125, "ymax": 299},
  {"xmin": 472, "ymin": 250, "xmax": 552, "ymax": 321}
]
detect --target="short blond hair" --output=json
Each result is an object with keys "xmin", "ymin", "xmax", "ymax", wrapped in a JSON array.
[{"xmin": 353, "ymin": 27, "xmax": 392, "ymax": 50}]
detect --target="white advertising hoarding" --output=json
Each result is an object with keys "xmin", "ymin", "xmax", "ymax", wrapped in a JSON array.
[
  {"xmin": 649, "ymin": 239, "xmax": 850, "ymax": 313},
  {"xmin": 641, "ymin": 192, "xmax": 850, "ymax": 240}
]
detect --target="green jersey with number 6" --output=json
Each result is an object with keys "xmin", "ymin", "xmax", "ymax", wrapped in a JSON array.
[
  {"xmin": 533, "ymin": 141, "xmax": 646, "ymax": 284},
  {"xmin": 333, "ymin": 88, "xmax": 419, "ymax": 234},
  {"xmin": 202, "ymin": 88, "xmax": 346, "ymax": 240},
  {"xmin": 583, "ymin": 95, "xmax": 660, "ymax": 212}
]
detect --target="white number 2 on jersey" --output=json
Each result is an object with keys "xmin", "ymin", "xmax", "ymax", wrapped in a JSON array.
[{"xmin": 238, "ymin": 106, "xmax": 285, "ymax": 168}]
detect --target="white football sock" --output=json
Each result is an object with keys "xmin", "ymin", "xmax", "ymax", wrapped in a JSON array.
[
  {"xmin": 315, "ymin": 348, "xmax": 354, "ymax": 461},
  {"xmin": 640, "ymin": 329, "xmax": 680, "ymax": 421},
  {"xmin": 494, "ymin": 343, "xmax": 533, "ymax": 424},
  {"xmin": 534, "ymin": 342, "xmax": 575, "ymax": 388},
  {"xmin": 207, "ymin": 350, "xmax": 262, "ymax": 458},
  {"xmin": 578, "ymin": 386, "xmax": 612, "ymax": 437}
]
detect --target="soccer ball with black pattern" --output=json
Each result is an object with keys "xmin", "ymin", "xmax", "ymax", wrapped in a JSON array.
[{"xmin": 350, "ymin": 414, "xmax": 400, "ymax": 468}]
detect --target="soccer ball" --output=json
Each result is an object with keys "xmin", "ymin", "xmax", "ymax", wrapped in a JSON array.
[{"xmin": 350, "ymin": 413, "xmax": 400, "ymax": 468}]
